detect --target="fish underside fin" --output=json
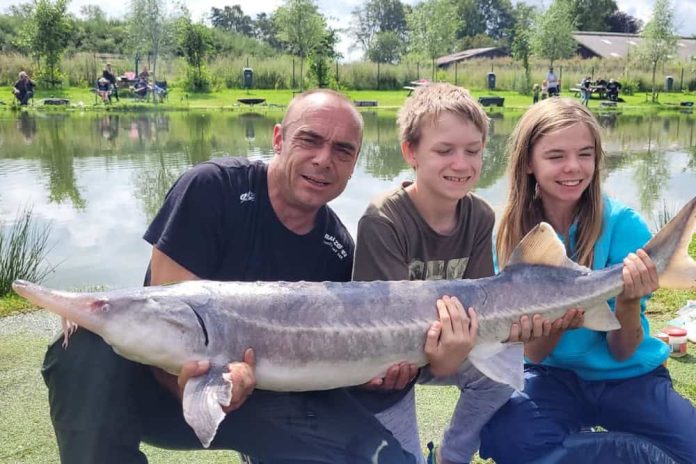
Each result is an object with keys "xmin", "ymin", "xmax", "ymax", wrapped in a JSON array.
[
  {"xmin": 510, "ymin": 222, "xmax": 620, "ymax": 332},
  {"xmin": 182, "ymin": 365, "xmax": 233, "ymax": 448},
  {"xmin": 468, "ymin": 342, "xmax": 524, "ymax": 391},
  {"xmin": 644, "ymin": 196, "xmax": 696, "ymax": 290}
]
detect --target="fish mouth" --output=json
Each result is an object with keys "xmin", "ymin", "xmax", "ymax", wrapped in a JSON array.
[{"xmin": 12, "ymin": 280, "xmax": 106, "ymax": 331}]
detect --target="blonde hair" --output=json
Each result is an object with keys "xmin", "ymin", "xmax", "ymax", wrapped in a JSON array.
[
  {"xmin": 397, "ymin": 83, "xmax": 489, "ymax": 147},
  {"xmin": 496, "ymin": 98, "xmax": 604, "ymax": 269}
]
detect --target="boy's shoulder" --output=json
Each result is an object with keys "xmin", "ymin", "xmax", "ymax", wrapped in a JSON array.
[
  {"xmin": 364, "ymin": 183, "xmax": 411, "ymax": 218},
  {"xmin": 464, "ymin": 192, "xmax": 495, "ymax": 218}
]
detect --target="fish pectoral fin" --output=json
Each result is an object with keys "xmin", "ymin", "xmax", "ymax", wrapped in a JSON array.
[
  {"xmin": 508, "ymin": 222, "xmax": 589, "ymax": 272},
  {"xmin": 468, "ymin": 342, "xmax": 524, "ymax": 391},
  {"xmin": 182, "ymin": 365, "xmax": 233, "ymax": 448},
  {"xmin": 582, "ymin": 302, "xmax": 621, "ymax": 331}
]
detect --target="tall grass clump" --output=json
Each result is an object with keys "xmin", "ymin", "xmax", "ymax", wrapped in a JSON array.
[{"xmin": 0, "ymin": 208, "xmax": 54, "ymax": 296}]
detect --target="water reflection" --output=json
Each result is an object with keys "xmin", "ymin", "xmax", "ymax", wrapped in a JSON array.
[
  {"xmin": 0, "ymin": 111, "xmax": 694, "ymax": 289},
  {"xmin": 17, "ymin": 112, "xmax": 37, "ymax": 144}
]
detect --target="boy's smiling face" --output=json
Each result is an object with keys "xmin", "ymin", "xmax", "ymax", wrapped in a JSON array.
[{"xmin": 402, "ymin": 111, "xmax": 484, "ymax": 204}]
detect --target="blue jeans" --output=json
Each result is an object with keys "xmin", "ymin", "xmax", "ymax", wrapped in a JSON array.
[
  {"xmin": 479, "ymin": 364, "xmax": 696, "ymax": 464},
  {"xmin": 42, "ymin": 329, "xmax": 416, "ymax": 464}
]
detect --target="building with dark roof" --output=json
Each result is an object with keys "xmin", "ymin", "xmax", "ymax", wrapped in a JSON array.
[
  {"xmin": 436, "ymin": 47, "xmax": 509, "ymax": 68},
  {"xmin": 573, "ymin": 31, "xmax": 696, "ymax": 60}
]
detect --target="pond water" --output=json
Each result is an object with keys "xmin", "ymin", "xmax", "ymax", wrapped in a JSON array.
[{"xmin": 0, "ymin": 110, "xmax": 694, "ymax": 290}]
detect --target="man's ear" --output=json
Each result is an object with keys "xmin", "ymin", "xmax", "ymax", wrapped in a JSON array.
[
  {"xmin": 401, "ymin": 141, "xmax": 417, "ymax": 168},
  {"xmin": 272, "ymin": 124, "xmax": 283, "ymax": 154}
]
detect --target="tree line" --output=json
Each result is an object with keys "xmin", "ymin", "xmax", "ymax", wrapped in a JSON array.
[{"xmin": 0, "ymin": 0, "xmax": 678, "ymax": 98}]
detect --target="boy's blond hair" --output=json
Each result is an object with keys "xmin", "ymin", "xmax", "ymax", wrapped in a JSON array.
[{"xmin": 397, "ymin": 83, "xmax": 489, "ymax": 146}]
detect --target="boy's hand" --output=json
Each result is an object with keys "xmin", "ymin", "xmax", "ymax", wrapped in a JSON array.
[{"xmin": 425, "ymin": 296, "xmax": 478, "ymax": 377}]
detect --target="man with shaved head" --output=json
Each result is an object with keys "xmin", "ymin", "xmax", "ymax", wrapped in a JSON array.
[{"xmin": 42, "ymin": 90, "xmax": 416, "ymax": 463}]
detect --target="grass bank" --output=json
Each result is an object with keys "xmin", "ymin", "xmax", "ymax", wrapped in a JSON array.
[{"xmin": 0, "ymin": 86, "xmax": 693, "ymax": 113}]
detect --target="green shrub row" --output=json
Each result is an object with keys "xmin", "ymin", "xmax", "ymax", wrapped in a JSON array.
[{"xmin": 0, "ymin": 52, "xmax": 693, "ymax": 93}]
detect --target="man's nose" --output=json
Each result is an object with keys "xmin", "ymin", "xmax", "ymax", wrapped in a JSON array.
[{"xmin": 312, "ymin": 143, "xmax": 332, "ymax": 166}]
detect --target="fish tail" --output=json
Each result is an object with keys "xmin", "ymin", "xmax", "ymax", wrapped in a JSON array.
[{"xmin": 644, "ymin": 196, "xmax": 696, "ymax": 290}]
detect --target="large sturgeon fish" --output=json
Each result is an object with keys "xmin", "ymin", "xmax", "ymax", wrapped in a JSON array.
[{"xmin": 13, "ymin": 197, "xmax": 696, "ymax": 448}]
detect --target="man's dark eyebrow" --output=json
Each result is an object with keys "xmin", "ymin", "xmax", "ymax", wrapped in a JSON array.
[
  {"xmin": 295, "ymin": 129, "xmax": 357, "ymax": 152},
  {"xmin": 334, "ymin": 141, "xmax": 358, "ymax": 152},
  {"xmin": 294, "ymin": 129, "xmax": 324, "ymax": 141}
]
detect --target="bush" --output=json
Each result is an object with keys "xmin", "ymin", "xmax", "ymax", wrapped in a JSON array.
[{"xmin": 0, "ymin": 208, "xmax": 54, "ymax": 297}]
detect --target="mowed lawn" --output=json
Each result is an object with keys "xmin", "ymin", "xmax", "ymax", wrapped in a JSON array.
[{"xmin": 1, "ymin": 237, "xmax": 694, "ymax": 463}]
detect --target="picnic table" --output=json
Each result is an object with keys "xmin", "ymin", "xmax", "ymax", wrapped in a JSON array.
[{"xmin": 571, "ymin": 84, "xmax": 606, "ymax": 100}]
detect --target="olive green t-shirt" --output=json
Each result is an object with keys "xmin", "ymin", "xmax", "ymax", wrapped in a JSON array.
[{"xmin": 350, "ymin": 182, "xmax": 495, "ymax": 412}]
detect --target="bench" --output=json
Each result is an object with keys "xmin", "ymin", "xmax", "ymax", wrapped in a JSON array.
[
  {"xmin": 572, "ymin": 85, "xmax": 606, "ymax": 100},
  {"xmin": 403, "ymin": 86, "xmax": 416, "ymax": 95},
  {"xmin": 478, "ymin": 96, "xmax": 504, "ymax": 107},
  {"xmin": 354, "ymin": 100, "xmax": 378, "ymax": 107},
  {"xmin": 42, "ymin": 98, "xmax": 69, "ymax": 105}
]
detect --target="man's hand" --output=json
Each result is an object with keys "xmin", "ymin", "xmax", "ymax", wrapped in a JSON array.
[
  {"xmin": 425, "ymin": 295, "xmax": 478, "ymax": 377},
  {"xmin": 177, "ymin": 348, "xmax": 257, "ymax": 413},
  {"xmin": 360, "ymin": 362, "xmax": 419, "ymax": 391}
]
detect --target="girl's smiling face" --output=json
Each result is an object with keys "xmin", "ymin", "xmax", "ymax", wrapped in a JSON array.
[{"xmin": 528, "ymin": 122, "xmax": 596, "ymax": 211}]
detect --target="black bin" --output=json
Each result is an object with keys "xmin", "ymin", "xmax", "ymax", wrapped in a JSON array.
[
  {"xmin": 243, "ymin": 68, "xmax": 253, "ymax": 89},
  {"xmin": 487, "ymin": 72, "xmax": 496, "ymax": 90},
  {"xmin": 665, "ymin": 75, "xmax": 674, "ymax": 92}
]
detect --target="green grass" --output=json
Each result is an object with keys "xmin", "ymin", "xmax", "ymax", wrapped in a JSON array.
[
  {"xmin": 0, "ymin": 292, "xmax": 33, "ymax": 317},
  {"xmin": 0, "ymin": 86, "xmax": 693, "ymax": 113}
]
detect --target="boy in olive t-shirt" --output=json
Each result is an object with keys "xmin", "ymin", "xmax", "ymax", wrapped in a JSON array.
[{"xmin": 352, "ymin": 83, "xmax": 513, "ymax": 464}]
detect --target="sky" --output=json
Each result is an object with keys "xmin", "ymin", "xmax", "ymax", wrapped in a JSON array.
[{"xmin": 2, "ymin": 0, "xmax": 695, "ymax": 61}]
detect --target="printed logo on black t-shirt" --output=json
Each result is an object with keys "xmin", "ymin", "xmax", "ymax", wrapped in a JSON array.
[
  {"xmin": 239, "ymin": 191, "xmax": 255, "ymax": 203},
  {"xmin": 323, "ymin": 233, "xmax": 349, "ymax": 260}
]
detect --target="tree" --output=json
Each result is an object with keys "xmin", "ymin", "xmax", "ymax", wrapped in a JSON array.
[
  {"xmin": 210, "ymin": 5, "xmax": 253, "ymax": 37},
  {"xmin": 307, "ymin": 28, "xmax": 340, "ymax": 88},
  {"xmin": 558, "ymin": 0, "xmax": 617, "ymax": 32},
  {"xmin": 254, "ymin": 12, "xmax": 282, "ymax": 50},
  {"xmin": 367, "ymin": 30, "xmax": 403, "ymax": 64},
  {"xmin": 453, "ymin": 0, "xmax": 514, "ymax": 44},
  {"xmin": 407, "ymin": 0, "xmax": 458, "ymax": 79},
  {"xmin": 177, "ymin": 17, "xmax": 212, "ymax": 91},
  {"xmin": 24, "ymin": 0, "xmax": 72, "ymax": 86},
  {"xmin": 127, "ymin": 0, "xmax": 172, "ymax": 79},
  {"xmin": 273, "ymin": 0, "xmax": 327, "ymax": 91},
  {"xmin": 351, "ymin": 0, "xmax": 407, "ymax": 61},
  {"xmin": 607, "ymin": 10, "xmax": 642, "ymax": 34},
  {"xmin": 510, "ymin": 3, "xmax": 536, "ymax": 93},
  {"xmin": 531, "ymin": 0, "xmax": 577, "ymax": 68},
  {"xmin": 638, "ymin": 0, "xmax": 677, "ymax": 102}
]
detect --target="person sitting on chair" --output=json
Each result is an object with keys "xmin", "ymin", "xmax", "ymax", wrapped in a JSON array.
[
  {"xmin": 133, "ymin": 76, "xmax": 149, "ymax": 100},
  {"xmin": 102, "ymin": 63, "xmax": 119, "ymax": 102},
  {"xmin": 606, "ymin": 79, "xmax": 621, "ymax": 102},
  {"xmin": 96, "ymin": 77, "xmax": 112, "ymax": 103},
  {"xmin": 13, "ymin": 71, "xmax": 36, "ymax": 106},
  {"xmin": 153, "ymin": 80, "xmax": 168, "ymax": 102}
]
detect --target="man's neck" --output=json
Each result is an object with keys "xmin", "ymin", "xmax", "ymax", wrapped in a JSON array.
[{"xmin": 267, "ymin": 162, "xmax": 318, "ymax": 235}]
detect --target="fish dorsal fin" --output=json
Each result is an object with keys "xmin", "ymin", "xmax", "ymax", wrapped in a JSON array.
[{"xmin": 508, "ymin": 222, "xmax": 588, "ymax": 272}]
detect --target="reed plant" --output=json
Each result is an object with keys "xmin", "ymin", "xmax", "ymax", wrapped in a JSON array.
[
  {"xmin": 0, "ymin": 52, "xmax": 692, "ymax": 94},
  {"xmin": 0, "ymin": 208, "xmax": 54, "ymax": 297}
]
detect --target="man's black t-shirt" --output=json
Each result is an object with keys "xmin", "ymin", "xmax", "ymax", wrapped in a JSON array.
[{"xmin": 144, "ymin": 157, "xmax": 354, "ymax": 283}]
